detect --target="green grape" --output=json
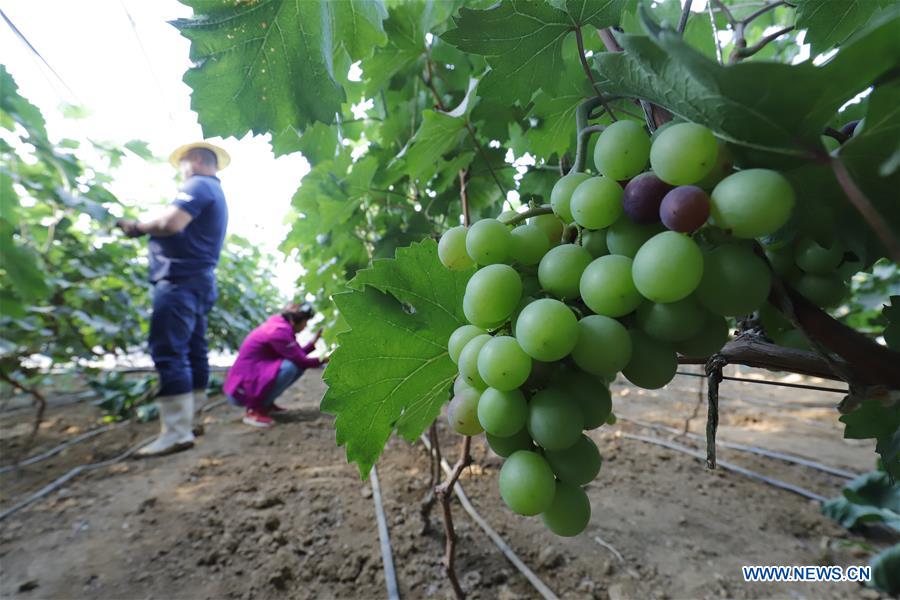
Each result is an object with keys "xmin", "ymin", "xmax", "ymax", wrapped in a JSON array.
[
  {"xmin": 524, "ymin": 359, "xmax": 560, "ymax": 390},
  {"xmin": 622, "ymin": 330, "xmax": 677, "ymax": 389},
  {"xmin": 550, "ymin": 172, "xmax": 591, "ymax": 223},
  {"xmin": 581, "ymin": 229, "xmax": 608, "ymax": 258},
  {"xmin": 673, "ymin": 312, "xmax": 730, "ymax": 358},
  {"xmin": 510, "ymin": 224, "xmax": 550, "ymax": 266},
  {"xmin": 544, "ymin": 434, "xmax": 602, "ymax": 485},
  {"xmin": 530, "ymin": 212, "xmax": 565, "ymax": 246},
  {"xmin": 649, "ymin": 123, "xmax": 718, "ymax": 185},
  {"xmin": 793, "ymin": 272, "xmax": 846, "ymax": 307},
  {"xmin": 477, "ymin": 387, "xmax": 528, "ymax": 437},
  {"xmin": 498, "ymin": 450, "xmax": 557, "ymax": 516},
  {"xmin": 463, "ymin": 264, "xmax": 522, "ymax": 328},
  {"xmin": 710, "ymin": 170, "xmax": 795, "ymax": 238},
  {"xmin": 794, "ymin": 236, "xmax": 843, "ymax": 274},
  {"xmin": 696, "ymin": 243, "xmax": 771, "ymax": 316},
  {"xmin": 571, "ymin": 315, "xmax": 632, "ymax": 377},
  {"xmin": 541, "ymin": 481, "xmax": 591, "ymax": 537},
  {"xmin": 457, "ymin": 334, "xmax": 491, "ymax": 390},
  {"xmin": 447, "ymin": 387, "xmax": 483, "ymax": 435},
  {"xmin": 773, "ymin": 328, "xmax": 811, "ymax": 350},
  {"xmin": 593, "ymin": 119, "xmax": 651, "ymax": 180},
  {"xmin": 454, "ymin": 376, "xmax": 474, "ymax": 396},
  {"xmin": 632, "ymin": 232, "xmax": 704, "ymax": 303},
  {"xmin": 466, "ymin": 218, "xmax": 512, "ymax": 265},
  {"xmin": 538, "ymin": 244, "xmax": 593, "ymax": 300},
  {"xmin": 486, "ymin": 427, "xmax": 534, "ymax": 457},
  {"xmin": 606, "ymin": 412, "xmax": 617, "ymax": 425},
  {"xmin": 636, "ymin": 297, "xmax": 705, "ymax": 343},
  {"xmin": 522, "ymin": 274, "xmax": 541, "ymax": 297},
  {"xmin": 765, "ymin": 246, "xmax": 795, "ymax": 277},
  {"xmin": 570, "ymin": 176, "xmax": 624, "ymax": 230},
  {"xmin": 527, "ymin": 387, "xmax": 584, "ymax": 451},
  {"xmin": 448, "ymin": 324, "xmax": 486, "ymax": 364},
  {"xmin": 514, "ymin": 298, "xmax": 579, "ymax": 361},
  {"xmin": 562, "ymin": 371, "xmax": 612, "ymax": 429},
  {"xmin": 580, "ymin": 255, "xmax": 642, "ymax": 317},
  {"xmin": 606, "ymin": 217, "xmax": 665, "ymax": 258},
  {"xmin": 477, "ymin": 336, "xmax": 532, "ymax": 391},
  {"xmin": 758, "ymin": 303, "xmax": 791, "ymax": 336},
  {"xmin": 438, "ymin": 225, "xmax": 475, "ymax": 271},
  {"xmin": 820, "ymin": 135, "xmax": 840, "ymax": 153},
  {"xmin": 695, "ymin": 140, "xmax": 733, "ymax": 190},
  {"xmin": 510, "ymin": 296, "xmax": 535, "ymax": 331}
]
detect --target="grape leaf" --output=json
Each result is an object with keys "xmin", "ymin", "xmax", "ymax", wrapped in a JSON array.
[
  {"xmin": 595, "ymin": 6, "xmax": 900, "ymax": 156},
  {"xmin": 840, "ymin": 398, "xmax": 900, "ymax": 479},
  {"xmin": 400, "ymin": 110, "xmax": 467, "ymax": 181},
  {"xmin": 794, "ymin": 0, "xmax": 895, "ymax": 55},
  {"xmin": 172, "ymin": 0, "xmax": 387, "ymax": 138},
  {"xmin": 821, "ymin": 470, "xmax": 900, "ymax": 532},
  {"xmin": 441, "ymin": 0, "xmax": 625, "ymax": 106},
  {"xmin": 321, "ymin": 240, "xmax": 471, "ymax": 477}
]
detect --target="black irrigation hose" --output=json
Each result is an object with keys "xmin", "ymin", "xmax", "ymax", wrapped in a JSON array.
[
  {"xmin": 618, "ymin": 432, "xmax": 828, "ymax": 503},
  {"xmin": 0, "ymin": 397, "xmax": 231, "ymax": 521},
  {"xmin": 618, "ymin": 416, "xmax": 859, "ymax": 480},
  {"xmin": 0, "ymin": 436, "xmax": 156, "ymax": 522},
  {"xmin": 0, "ymin": 425, "xmax": 116, "ymax": 475},
  {"xmin": 369, "ymin": 465, "xmax": 400, "ymax": 600},
  {"xmin": 420, "ymin": 435, "xmax": 559, "ymax": 600}
]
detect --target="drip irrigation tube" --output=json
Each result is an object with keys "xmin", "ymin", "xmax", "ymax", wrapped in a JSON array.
[
  {"xmin": 618, "ymin": 417, "xmax": 859, "ymax": 480},
  {"xmin": 420, "ymin": 435, "xmax": 559, "ymax": 600},
  {"xmin": 618, "ymin": 432, "xmax": 828, "ymax": 503},
  {"xmin": 369, "ymin": 465, "xmax": 400, "ymax": 600},
  {"xmin": 0, "ymin": 436, "xmax": 156, "ymax": 522},
  {"xmin": 0, "ymin": 425, "xmax": 115, "ymax": 475}
]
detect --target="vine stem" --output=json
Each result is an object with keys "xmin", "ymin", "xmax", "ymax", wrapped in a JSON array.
[
  {"xmin": 678, "ymin": 0, "xmax": 694, "ymax": 33},
  {"xmin": 831, "ymin": 155, "xmax": 900, "ymax": 262},
  {"xmin": 574, "ymin": 26, "xmax": 616, "ymax": 121},
  {"xmin": 459, "ymin": 170, "xmax": 470, "ymax": 226},
  {"xmin": 0, "ymin": 368, "xmax": 47, "ymax": 448},
  {"xmin": 499, "ymin": 205, "xmax": 554, "ymax": 226},
  {"xmin": 569, "ymin": 97, "xmax": 603, "ymax": 175},
  {"xmin": 436, "ymin": 435, "xmax": 472, "ymax": 599},
  {"xmin": 730, "ymin": 26, "xmax": 794, "ymax": 62}
]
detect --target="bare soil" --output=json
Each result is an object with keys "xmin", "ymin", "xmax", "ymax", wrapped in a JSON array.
[{"xmin": 0, "ymin": 366, "xmax": 893, "ymax": 600}]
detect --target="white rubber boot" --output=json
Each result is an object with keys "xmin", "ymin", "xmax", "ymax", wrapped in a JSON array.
[
  {"xmin": 136, "ymin": 392, "xmax": 195, "ymax": 457},
  {"xmin": 193, "ymin": 389, "xmax": 208, "ymax": 409}
]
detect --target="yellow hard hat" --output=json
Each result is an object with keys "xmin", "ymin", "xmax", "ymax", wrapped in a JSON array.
[{"xmin": 168, "ymin": 141, "xmax": 231, "ymax": 170}]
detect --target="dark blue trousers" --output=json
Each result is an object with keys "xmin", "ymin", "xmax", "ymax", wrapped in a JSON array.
[{"xmin": 149, "ymin": 276, "xmax": 216, "ymax": 396}]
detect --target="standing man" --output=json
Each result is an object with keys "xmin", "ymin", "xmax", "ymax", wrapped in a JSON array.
[{"xmin": 117, "ymin": 142, "xmax": 230, "ymax": 457}]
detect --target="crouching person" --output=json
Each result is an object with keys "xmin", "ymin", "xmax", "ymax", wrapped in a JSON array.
[{"xmin": 224, "ymin": 304, "xmax": 327, "ymax": 428}]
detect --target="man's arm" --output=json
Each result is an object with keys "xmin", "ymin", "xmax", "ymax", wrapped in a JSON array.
[{"xmin": 117, "ymin": 205, "xmax": 193, "ymax": 238}]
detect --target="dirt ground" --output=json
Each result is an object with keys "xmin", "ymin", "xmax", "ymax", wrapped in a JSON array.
[{"xmin": 0, "ymin": 366, "xmax": 894, "ymax": 600}]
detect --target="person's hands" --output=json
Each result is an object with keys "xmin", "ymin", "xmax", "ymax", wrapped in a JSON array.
[
  {"xmin": 116, "ymin": 219, "xmax": 144, "ymax": 238},
  {"xmin": 313, "ymin": 329, "xmax": 324, "ymax": 342}
]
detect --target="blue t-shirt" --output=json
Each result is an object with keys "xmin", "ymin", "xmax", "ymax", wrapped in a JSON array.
[{"xmin": 148, "ymin": 175, "xmax": 228, "ymax": 283}]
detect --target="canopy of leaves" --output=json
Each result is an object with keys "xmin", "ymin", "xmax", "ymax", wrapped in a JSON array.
[
  {"xmin": 321, "ymin": 240, "xmax": 471, "ymax": 476},
  {"xmin": 174, "ymin": 0, "xmax": 900, "ymax": 474}
]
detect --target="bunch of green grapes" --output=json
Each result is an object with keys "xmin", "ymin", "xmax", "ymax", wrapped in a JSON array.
[{"xmin": 435, "ymin": 118, "xmax": 855, "ymax": 536}]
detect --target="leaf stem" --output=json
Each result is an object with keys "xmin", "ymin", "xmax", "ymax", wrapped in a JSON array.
[
  {"xmin": 574, "ymin": 26, "xmax": 616, "ymax": 121},
  {"xmin": 742, "ymin": 1, "xmax": 788, "ymax": 25},
  {"xmin": 730, "ymin": 25, "xmax": 794, "ymax": 62},
  {"xmin": 678, "ymin": 0, "xmax": 694, "ymax": 34},
  {"xmin": 569, "ymin": 97, "xmax": 604, "ymax": 175},
  {"xmin": 830, "ymin": 156, "xmax": 900, "ymax": 262}
]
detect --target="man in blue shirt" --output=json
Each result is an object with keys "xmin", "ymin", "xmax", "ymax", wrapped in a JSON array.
[{"xmin": 117, "ymin": 142, "xmax": 229, "ymax": 457}]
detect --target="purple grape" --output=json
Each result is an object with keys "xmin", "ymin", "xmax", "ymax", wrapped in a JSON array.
[
  {"xmin": 660, "ymin": 185, "xmax": 710, "ymax": 233},
  {"xmin": 622, "ymin": 173, "xmax": 673, "ymax": 224},
  {"xmin": 839, "ymin": 120, "xmax": 860, "ymax": 139}
]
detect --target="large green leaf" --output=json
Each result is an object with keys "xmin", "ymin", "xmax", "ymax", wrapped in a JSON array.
[
  {"xmin": 840, "ymin": 398, "xmax": 900, "ymax": 479},
  {"xmin": 173, "ymin": 0, "xmax": 388, "ymax": 138},
  {"xmin": 595, "ymin": 6, "xmax": 900, "ymax": 156},
  {"xmin": 401, "ymin": 109, "xmax": 467, "ymax": 181},
  {"xmin": 442, "ymin": 0, "xmax": 625, "ymax": 106},
  {"xmin": 321, "ymin": 240, "xmax": 471, "ymax": 477},
  {"xmin": 821, "ymin": 470, "xmax": 900, "ymax": 532},
  {"xmin": 794, "ymin": 0, "xmax": 895, "ymax": 55}
]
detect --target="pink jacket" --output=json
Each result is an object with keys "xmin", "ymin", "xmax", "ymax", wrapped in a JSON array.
[{"xmin": 223, "ymin": 314, "xmax": 321, "ymax": 409}]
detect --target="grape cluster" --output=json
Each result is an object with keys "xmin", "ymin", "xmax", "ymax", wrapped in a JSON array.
[{"xmin": 435, "ymin": 118, "xmax": 837, "ymax": 536}]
